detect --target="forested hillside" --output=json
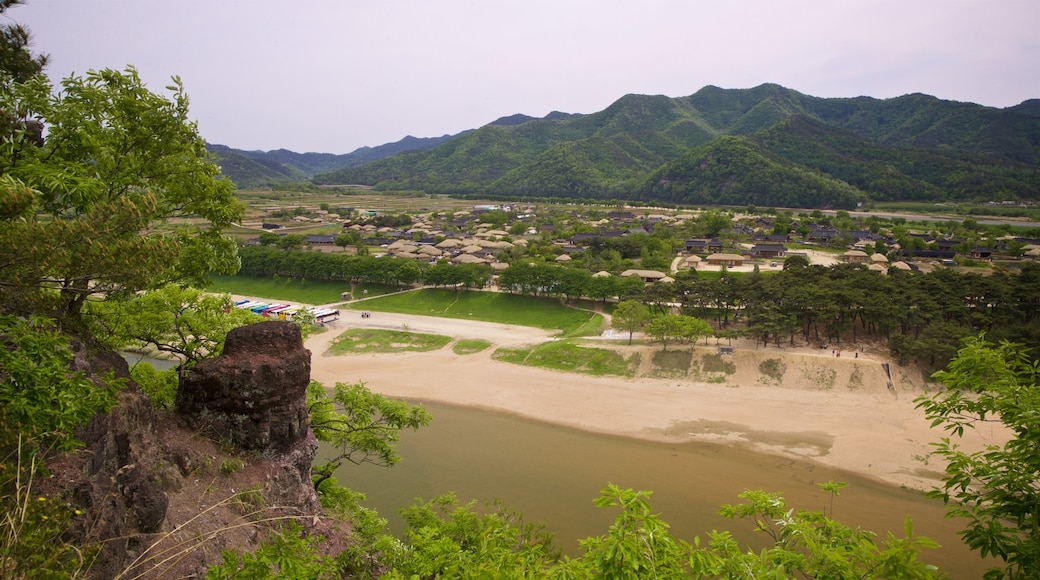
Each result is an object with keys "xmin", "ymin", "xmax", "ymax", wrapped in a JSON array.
[
  {"xmin": 312, "ymin": 84, "xmax": 1040, "ymax": 208},
  {"xmin": 207, "ymin": 133, "xmax": 462, "ymax": 188}
]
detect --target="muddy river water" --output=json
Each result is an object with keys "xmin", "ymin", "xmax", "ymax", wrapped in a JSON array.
[{"xmin": 328, "ymin": 400, "xmax": 996, "ymax": 579}]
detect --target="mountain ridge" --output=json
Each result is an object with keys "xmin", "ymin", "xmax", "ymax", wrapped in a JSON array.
[{"xmin": 212, "ymin": 83, "xmax": 1040, "ymax": 208}]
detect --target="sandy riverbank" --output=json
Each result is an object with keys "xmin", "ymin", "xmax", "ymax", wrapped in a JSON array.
[{"xmin": 301, "ymin": 309, "xmax": 1005, "ymax": 492}]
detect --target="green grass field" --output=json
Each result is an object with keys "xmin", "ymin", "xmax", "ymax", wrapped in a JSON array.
[
  {"xmin": 492, "ymin": 340, "xmax": 637, "ymax": 377},
  {"xmin": 207, "ymin": 275, "xmax": 400, "ymax": 305},
  {"xmin": 452, "ymin": 339, "xmax": 492, "ymax": 355},
  {"xmin": 208, "ymin": 274, "xmax": 349, "ymax": 304},
  {"xmin": 352, "ymin": 289, "xmax": 604, "ymax": 336},
  {"xmin": 327, "ymin": 329, "xmax": 452, "ymax": 355}
]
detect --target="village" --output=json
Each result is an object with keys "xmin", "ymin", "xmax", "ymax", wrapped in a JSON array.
[{"xmin": 238, "ymin": 199, "xmax": 1040, "ymax": 280}]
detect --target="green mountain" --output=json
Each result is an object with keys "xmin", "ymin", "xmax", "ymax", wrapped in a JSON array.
[
  {"xmin": 207, "ymin": 133, "xmax": 462, "ymax": 188},
  {"xmin": 637, "ymin": 135, "xmax": 866, "ymax": 209},
  {"xmin": 311, "ymin": 84, "xmax": 1040, "ymax": 208}
]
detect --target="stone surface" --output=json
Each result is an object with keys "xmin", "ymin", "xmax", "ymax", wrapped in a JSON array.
[
  {"xmin": 53, "ymin": 337, "xmax": 169, "ymax": 579},
  {"xmin": 176, "ymin": 321, "xmax": 312, "ymax": 451},
  {"xmin": 40, "ymin": 324, "xmax": 327, "ymax": 578}
]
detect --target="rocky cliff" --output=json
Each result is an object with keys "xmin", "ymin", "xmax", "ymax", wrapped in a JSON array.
[{"xmin": 41, "ymin": 321, "xmax": 339, "ymax": 579}]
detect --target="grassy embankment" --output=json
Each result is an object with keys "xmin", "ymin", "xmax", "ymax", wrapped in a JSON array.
[
  {"xmin": 350, "ymin": 289, "xmax": 634, "ymax": 375},
  {"xmin": 207, "ymin": 274, "xmax": 397, "ymax": 304},
  {"xmin": 327, "ymin": 329, "xmax": 452, "ymax": 355},
  {"xmin": 348, "ymin": 288, "xmax": 604, "ymax": 338}
]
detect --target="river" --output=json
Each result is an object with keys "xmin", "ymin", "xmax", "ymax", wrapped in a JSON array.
[
  {"xmin": 118, "ymin": 338, "xmax": 994, "ymax": 575},
  {"xmin": 327, "ymin": 401, "xmax": 995, "ymax": 578}
]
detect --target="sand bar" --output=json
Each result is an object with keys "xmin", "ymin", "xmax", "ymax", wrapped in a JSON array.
[{"xmin": 302, "ymin": 308, "xmax": 1007, "ymax": 492}]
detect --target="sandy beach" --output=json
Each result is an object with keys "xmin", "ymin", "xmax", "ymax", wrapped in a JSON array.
[{"xmin": 301, "ymin": 308, "xmax": 1007, "ymax": 492}]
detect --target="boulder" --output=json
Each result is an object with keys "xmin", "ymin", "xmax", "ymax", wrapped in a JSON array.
[{"xmin": 177, "ymin": 321, "xmax": 311, "ymax": 451}]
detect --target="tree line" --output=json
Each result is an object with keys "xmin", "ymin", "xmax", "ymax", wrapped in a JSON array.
[{"xmin": 239, "ymin": 244, "xmax": 1040, "ymax": 367}]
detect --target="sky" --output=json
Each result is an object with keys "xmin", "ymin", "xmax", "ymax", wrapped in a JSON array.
[{"xmin": 9, "ymin": 0, "xmax": 1040, "ymax": 155}]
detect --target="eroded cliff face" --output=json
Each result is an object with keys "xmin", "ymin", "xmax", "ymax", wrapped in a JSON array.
[{"xmin": 41, "ymin": 321, "xmax": 335, "ymax": 579}]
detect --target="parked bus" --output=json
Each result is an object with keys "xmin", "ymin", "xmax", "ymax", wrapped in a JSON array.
[
  {"xmin": 265, "ymin": 304, "xmax": 294, "ymax": 317},
  {"xmin": 259, "ymin": 304, "xmax": 289, "ymax": 317},
  {"xmin": 277, "ymin": 306, "xmax": 303, "ymax": 321},
  {"xmin": 309, "ymin": 308, "xmax": 340, "ymax": 324}
]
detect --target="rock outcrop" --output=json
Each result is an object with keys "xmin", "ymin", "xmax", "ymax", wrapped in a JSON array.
[
  {"xmin": 41, "ymin": 338, "xmax": 171, "ymax": 579},
  {"xmin": 176, "ymin": 321, "xmax": 312, "ymax": 451},
  {"xmin": 40, "ymin": 321, "xmax": 327, "ymax": 579}
]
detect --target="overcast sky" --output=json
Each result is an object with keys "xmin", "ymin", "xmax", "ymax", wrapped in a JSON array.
[{"xmin": 10, "ymin": 0, "xmax": 1039, "ymax": 154}]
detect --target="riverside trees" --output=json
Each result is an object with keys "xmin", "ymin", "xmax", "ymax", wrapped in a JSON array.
[
  {"xmin": 611, "ymin": 300, "xmax": 650, "ymax": 344},
  {"xmin": 916, "ymin": 336, "xmax": 1040, "ymax": 579},
  {"xmin": 645, "ymin": 313, "xmax": 713, "ymax": 350}
]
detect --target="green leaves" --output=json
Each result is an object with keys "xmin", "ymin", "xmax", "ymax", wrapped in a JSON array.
[
  {"xmin": 0, "ymin": 67, "xmax": 243, "ymax": 320},
  {"xmin": 307, "ymin": 380, "xmax": 432, "ymax": 490},
  {"xmin": 611, "ymin": 300, "xmax": 650, "ymax": 345},
  {"xmin": 84, "ymin": 284, "xmax": 262, "ymax": 366},
  {"xmin": 0, "ymin": 315, "xmax": 121, "ymax": 450},
  {"xmin": 206, "ymin": 522, "xmax": 337, "ymax": 580},
  {"xmin": 916, "ymin": 336, "xmax": 1040, "ymax": 578},
  {"xmin": 644, "ymin": 313, "xmax": 713, "ymax": 350}
]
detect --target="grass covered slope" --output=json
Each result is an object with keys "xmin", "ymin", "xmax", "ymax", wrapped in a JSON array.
[{"xmin": 349, "ymin": 289, "xmax": 604, "ymax": 336}]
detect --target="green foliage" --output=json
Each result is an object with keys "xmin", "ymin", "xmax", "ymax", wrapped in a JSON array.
[
  {"xmin": 561, "ymin": 486, "xmax": 944, "ymax": 580},
  {"xmin": 0, "ymin": 446, "xmax": 92, "ymax": 580},
  {"xmin": 206, "ymin": 522, "xmax": 337, "ymax": 580},
  {"xmin": 493, "ymin": 340, "xmax": 636, "ymax": 377},
  {"xmin": 85, "ymin": 285, "xmax": 263, "ymax": 366},
  {"xmin": 219, "ymin": 458, "xmax": 244, "ymax": 476},
  {"xmin": 0, "ymin": 67, "xmax": 242, "ymax": 320},
  {"xmin": 916, "ymin": 336, "xmax": 1040, "ymax": 578},
  {"xmin": 0, "ymin": 315, "xmax": 121, "ymax": 451},
  {"xmin": 128, "ymin": 362, "xmax": 178, "ymax": 409},
  {"xmin": 611, "ymin": 300, "xmax": 650, "ymax": 344},
  {"xmin": 382, "ymin": 493, "xmax": 559, "ymax": 579},
  {"xmin": 645, "ymin": 314, "xmax": 713, "ymax": 350},
  {"xmin": 707, "ymin": 487, "xmax": 941, "ymax": 579},
  {"xmin": 388, "ymin": 482, "xmax": 942, "ymax": 579},
  {"xmin": 562, "ymin": 485, "xmax": 689, "ymax": 579},
  {"xmin": 313, "ymin": 476, "xmax": 398, "ymax": 579},
  {"xmin": 696, "ymin": 209, "xmax": 732, "ymax": 237},
  {"xmin": 307, "ymin": 381, "xmax": 432, "ymax": 490},
  {"xmin": 0, "ymin": 0, "xmax": 48, "ymax": 83}
]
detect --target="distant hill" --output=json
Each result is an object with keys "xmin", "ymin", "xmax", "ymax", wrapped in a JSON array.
[
  {"xmin": 207, "ymin": 133, "xmax": 464, "ymax": 189},
  {"xmin": 309, "ymin": 83, "xmax": 1040, "ymax": 209}
]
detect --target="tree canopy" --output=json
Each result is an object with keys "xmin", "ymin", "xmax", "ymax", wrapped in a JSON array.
[
  {"xmin": 916, "ymin": 336, "xmax": 1040, "ymax": 579},
  {"xmin": 0, "ymin": 67, "xmax": 242, "ymax": 321}
]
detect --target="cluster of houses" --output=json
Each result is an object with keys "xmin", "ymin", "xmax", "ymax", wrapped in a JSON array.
[{"xmin": 250, "ymin": 205, "xmax": 1040, "ymax": 281}]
